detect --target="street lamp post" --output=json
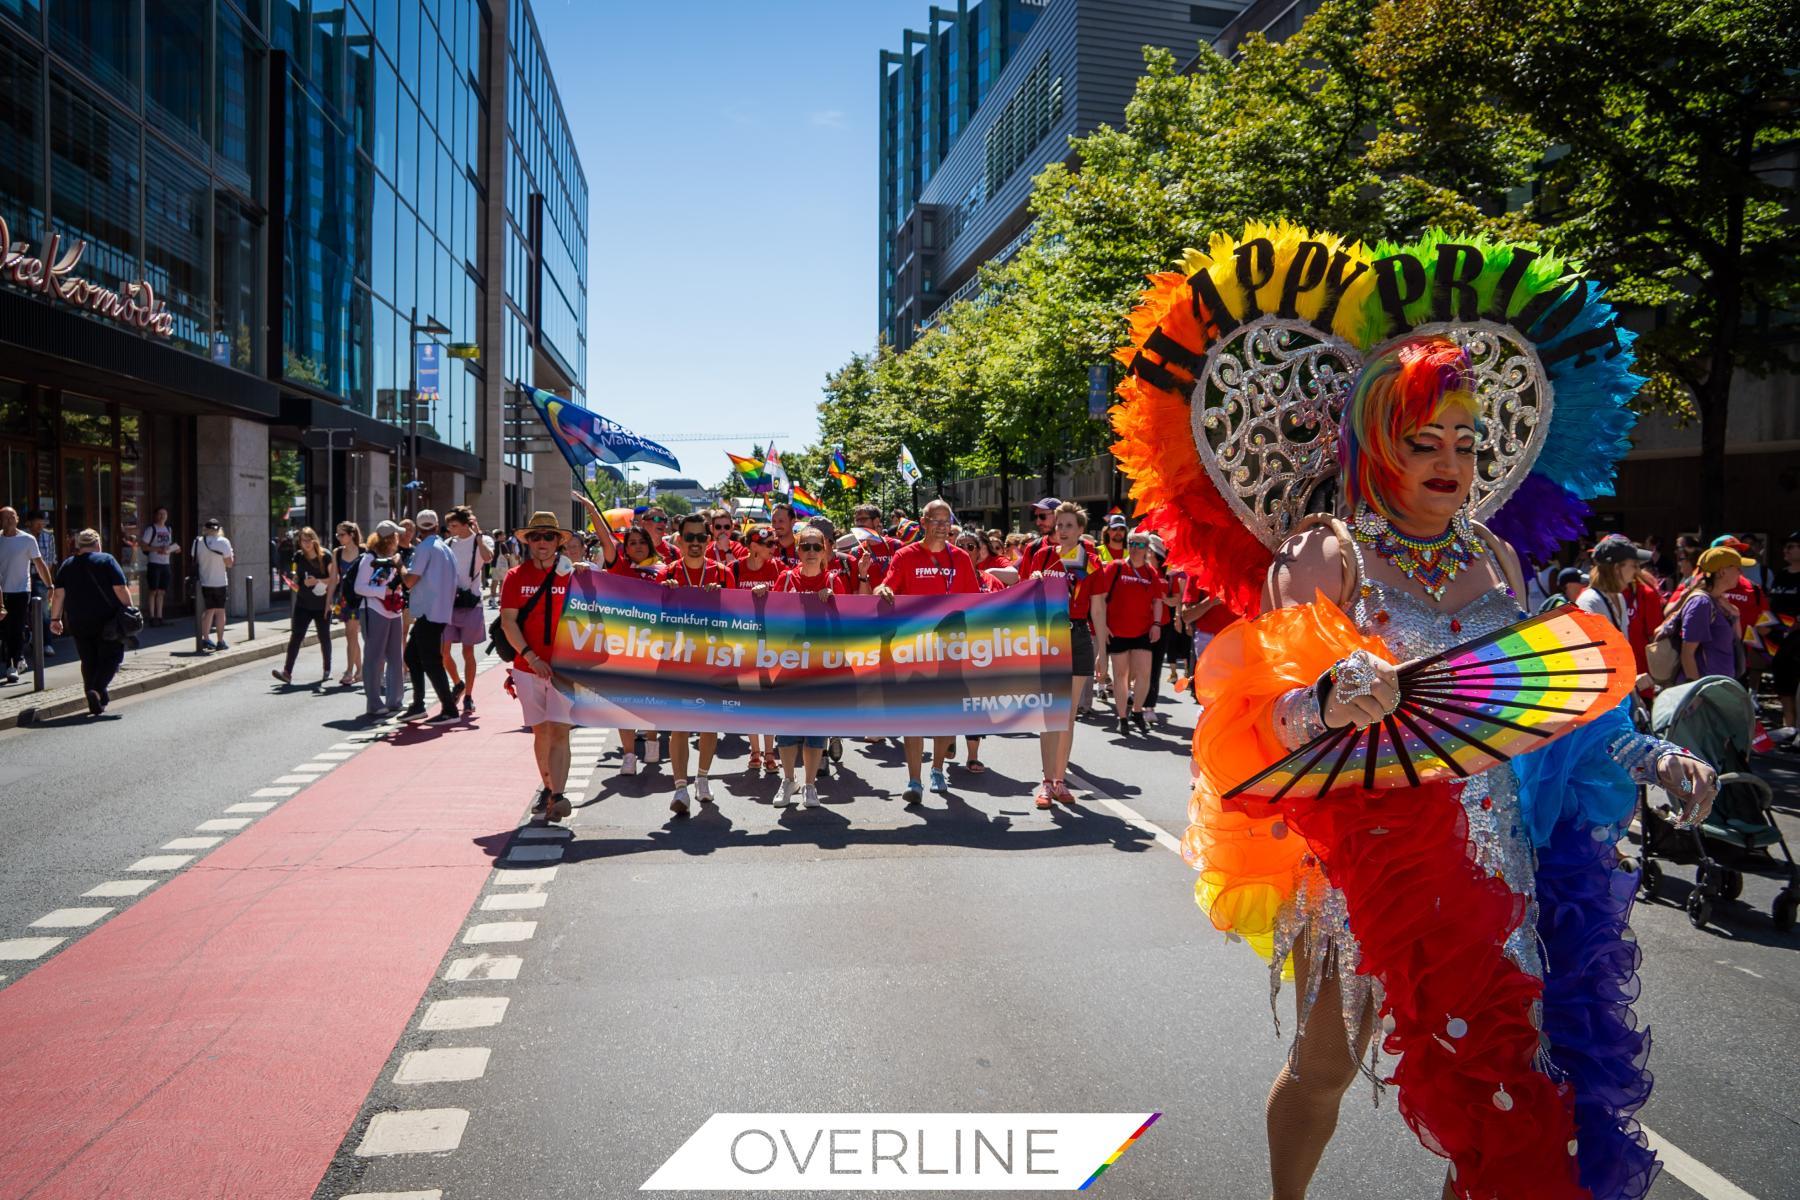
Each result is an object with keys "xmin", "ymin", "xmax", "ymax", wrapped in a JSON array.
[{"xmin": 405, "ymin": 308, "xmax": 452, "ymax": 519}]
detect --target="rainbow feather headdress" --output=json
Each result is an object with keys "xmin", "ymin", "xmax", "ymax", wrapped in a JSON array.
[{"xmin": 1112, "ymin": 222, "xmax": 1641, "ymax": 618}]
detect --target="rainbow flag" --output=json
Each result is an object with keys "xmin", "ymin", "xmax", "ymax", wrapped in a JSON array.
[
  {"xmin": 789, "ymin": 485, "xmax": 823, "ymax": 517},
  {"xmin": 827, "ymin": 447, "xmax": 859, "ymax": 490},
  {"xmin": 726, "ymin": 451, "xmax": 770, "ymax": 495}
]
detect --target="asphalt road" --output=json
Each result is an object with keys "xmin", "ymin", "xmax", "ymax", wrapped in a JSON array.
[{"xmin": 2, "ymin": 649, "xmax": 1795, "ymax": 1199}]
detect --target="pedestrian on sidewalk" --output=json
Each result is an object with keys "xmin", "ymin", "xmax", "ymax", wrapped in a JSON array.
[
  {"xmin": 190, "ymin": 519, "xmax": 235, "ymax": 650},
  {"xmin": 135, "ymin": 506, "xmax": 179, "ymax": 626},
  {"xmin": 0, "ymin": 506, "xmax": 52, "ymax": 683},
  {"xmin": 24, "ymin": 509, "xmax": 57, "ymax": 661},
  {"xmin": 48, "ymin": 528, "xmax": 131, "ymax": 716},
  {"xmin": 332, "ymin": 521, "xmax": 365, "ymax": 687},
  {"xmin": 500, "ymin": 511, "xmax": 590, "ymax": 823},
  {"xmin": 401, "ymin": 509, "xmax": 459, "ymax": 724},
  {"xmin": 441, "ymin": 506, "xmax": 494, "ymax": 716},
  {"xmin": 355, "ymin": 521, "xmax": 408, "ymax": 716},
  {"xmin": 272, "ymin": 526, "xmax": 335, "ymax": 685}
]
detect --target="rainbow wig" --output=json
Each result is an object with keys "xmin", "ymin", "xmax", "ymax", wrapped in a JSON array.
[{"xmin": 1338, "ymin": 336, "xmax": 1478, "ymax": 521}]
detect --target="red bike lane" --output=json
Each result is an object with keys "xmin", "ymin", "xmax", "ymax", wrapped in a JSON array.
[{"xmin": 0, "ymin": 716, "xmax": 532, "ymax": 1200}]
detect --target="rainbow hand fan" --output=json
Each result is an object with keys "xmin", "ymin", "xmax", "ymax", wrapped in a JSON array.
[{"xmin": 1225, "ymin": 607, "xmax": 1637, "ymax": 802}]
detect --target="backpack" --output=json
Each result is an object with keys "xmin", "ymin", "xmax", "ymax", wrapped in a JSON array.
[
  {"xmin": 1646, "ymin": 601, "xmax": 1690, "ymax": 687},
  {"xmin": 486, "ymin": 561, "xmax": 560, "ymax": 659}
]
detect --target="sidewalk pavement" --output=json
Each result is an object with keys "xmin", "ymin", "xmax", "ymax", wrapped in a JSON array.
[{"xmin": 0, "ymin": 607, "xmax": 346, "ymax": 730}]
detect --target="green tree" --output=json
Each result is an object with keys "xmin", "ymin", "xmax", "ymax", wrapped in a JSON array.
[{"xmin": 1366, "ymin": 0, "xmax": 1800, "ymax": 535}]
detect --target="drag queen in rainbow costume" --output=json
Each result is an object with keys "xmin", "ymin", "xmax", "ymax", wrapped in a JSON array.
[{"xmin": 1109, "ymin": 226, "xmax": 1718, "ymax": 1200}]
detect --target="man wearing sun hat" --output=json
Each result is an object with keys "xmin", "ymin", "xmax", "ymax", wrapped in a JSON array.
[{"xmin": 500, "ymin": 511, "xmax": 591, "ymax": 823}]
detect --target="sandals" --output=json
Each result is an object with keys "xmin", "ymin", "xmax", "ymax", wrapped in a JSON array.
[{"xmin": 964, "ymin": 758, "xmax": 987, "ymax": 774}]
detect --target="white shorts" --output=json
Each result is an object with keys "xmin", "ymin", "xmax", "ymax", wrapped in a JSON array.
[{"xmin": 511, "ymin": 667, "xmax": 576, "ymax": 727}]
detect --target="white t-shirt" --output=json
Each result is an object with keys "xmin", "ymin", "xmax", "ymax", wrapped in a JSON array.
[
  {"xmin": 140, "ymin": 523, "xmax": 175, "ymax": 564},
  {"xmin": 1575, "ymin": 586, "xmax": 1626, "ymax": 632},
  {"xmin": 193, "ymin": 535, "xmax": 233, "ymax": 587},
  {"xmin": 448, "ymin": 533, "xmax": 494, "ymax": 591},
  {"xmin": 0, "ymin": 528, "xmax": 43, "ymax": 592}
]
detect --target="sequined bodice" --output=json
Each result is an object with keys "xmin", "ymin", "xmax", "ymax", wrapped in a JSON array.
[{"xmin": 1348, "ymin": 575, "xmax": 1524, "ymax": 659}]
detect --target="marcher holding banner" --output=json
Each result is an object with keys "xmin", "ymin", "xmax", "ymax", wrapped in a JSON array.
[
  {"xmin": 874, "ymin": 499, "xmax": 981, "ymax": 805},
  {"xmin": 659, "ymin": 513, "xmax": 736, "ymax": 817},
  {"xmin": 1021, "ymin": 502, "xmax": 1099, "ymax": 809},
  {"xmin": 768, "ymin": 524, "xmax": 850, "ymax": 806},
  {"xmin": 500, "ymin": 512, "xmax": 593, "ymax": 823}
]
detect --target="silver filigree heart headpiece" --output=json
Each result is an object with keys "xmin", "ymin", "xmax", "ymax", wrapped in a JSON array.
[{"xmin": 1190, "ymin": 317, "xmax": 1552, "ymax": 549}]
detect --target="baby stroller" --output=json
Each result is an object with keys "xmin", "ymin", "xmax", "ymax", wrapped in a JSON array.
[{"xmin": 1638, "ymin": 675, "xmax": 1799, "ymax": 931}]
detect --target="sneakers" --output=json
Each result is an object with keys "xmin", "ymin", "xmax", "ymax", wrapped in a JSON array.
[
  {"xmin": 1115, "ymin": 715, "xmax": 1132, "ymax": 737},
  {"xmin": 531, "ymin": 787, "xmax": 551, "ymax": 815},
  {"xmin": 670, "ymin": 784, "xmax": 691, "ymax": 818},
  {"xmin": 546, "ymin": 793, "xmax": 573, "ymax": 822},
  {"xmin": 695, "ymin": 776, "xmax": 714, "ymax": 803},
  {"xmin": 801, "ymin": 784, "xmax": 821, "ymax": 809},
  {"xmin": 2, "ymin": 670, "xmax": 17, "ymax": 685},
  {"xmin": 929, "ymin": 767, "xmax": 948, "ymax": 794},
  {"xmin": 198, "ymin": 639, "xmax": 216, "ymax": 654},
  {"xmin": 1034, "ymin": 781, "xmax": 1054, "ymax": 810},
  {"xmin": 644, "ymin": 737, "xmax": 661, "ymax": 764},
  {"xmin": 1052, "ymin": 779, "xmax": 1076, "ymax": 806},
  {"xmin": 271, "ymin": 668, "xmax": 291, "ymax": 683},
  {"xmin": 462, "ymin": 694, "xmax": 475, "ymax": 715},
  {"xmin": 774, "ymin": 777, "xmax": 796, "ymax": 807},
  {"xmin": 902, "ymin": 780, "xmax": 923, "ymax": 806},
  {"xmin": 85, "ymin": 688, "xmax": 103, "ymax": 716},
  {"xmin": 450, "ymin": 680, "xmax": 466, "ymax": 706},
  {"xmin": 215, "ymin": 638, "xmax": 229, "ymax": 650},
  {"xmin": 400, "ymin": 703, "xmax": 428, "ymax": 719},
  {"xmin": 619, "ymin": 752, "xmax": 638, "ymax": 777},
  {"xmin": 1133, "ymin": 711, "xmax": 1151, "ymax": 735},
  {"xmin": 425, "ymin": 709, "xmax": 461, "ymax": 725}
]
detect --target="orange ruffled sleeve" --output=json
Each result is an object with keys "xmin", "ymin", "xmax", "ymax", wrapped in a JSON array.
[{"xmin": 1183, "ymin": 598, "xmax": 1390, "ymax": 962}]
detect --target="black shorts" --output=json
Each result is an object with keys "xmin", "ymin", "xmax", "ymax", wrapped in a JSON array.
[
  {"xmin": 1105, "ymin": 631, "xmax": 1156, "ymax": 654},
  {"xmin": 1069, "ymin": 619, "xmax": 1095, "ymax": 676},
  {"xmin": 201, "ymin": 585, "xmax": 228, "ymax": 609},
  {"xmin": 145, "ymin": 562, "xmax": 172, "ymax": 592}
]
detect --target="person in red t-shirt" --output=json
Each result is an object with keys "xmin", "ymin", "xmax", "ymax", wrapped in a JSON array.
[
  {"xmin": 1020, "ymin": 501, "xmax": 1097, "ymax": 808},
  {"xmin": 875, "ymin": 499, "xmax": 979, "ymax": 802},
  {"xmin": 1091, "ymin": 531, "xmax": 1165, "ymax": 736},
  {"xmin": 500, "ymin": 511, "xmax": 599, "ymax": 824},
  {"xmin": 847, "ymin": 504, "xmax": 899, "ymax": 593},
  {"xmin": 768, "ymin": 502, "xmax": 801, "ymax": 568},
  {"xmin": 596, "ymin": 523, "xmax": 665, "ymax": 775},
  {"xmin": 953, "ymin": 528, "xmax": 1015, "ymax": 773},
  {"xmin": 704, "ymin": 507, "xmax": 749, "ymax": 564},
  {"xmin": 724, "ymin": 525, "xmax": 786, "ymax": 776},
  {"xmin": 1178, "ymin": 576, "xmax": 1234, "ymax": 699},
  {"xmin": 657, "ymin": 513, "xmax": 734, "ymax": 816},
  {"xmin": 756, "ymin": 525, "xmax": 846, "ymax": 807}
]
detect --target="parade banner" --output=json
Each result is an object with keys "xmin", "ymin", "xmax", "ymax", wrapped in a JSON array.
[{"xmin": 549, "ymin": 572, "xmax": 1072, "ymax": 736}]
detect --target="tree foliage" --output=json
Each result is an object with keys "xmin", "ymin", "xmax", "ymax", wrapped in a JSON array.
[{"xmin": 805, "ymin": 0, "xmax": 1794, "ymax": 534}]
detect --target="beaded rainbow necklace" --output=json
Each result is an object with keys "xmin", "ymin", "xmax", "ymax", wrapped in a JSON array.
[{"xmin": 1352, "ymin": 503, "xmax": 1485, "ymax": 602}]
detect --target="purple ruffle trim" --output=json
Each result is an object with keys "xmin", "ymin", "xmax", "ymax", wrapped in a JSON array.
[
  {"xmin": 1488, "ymin": 476, "xmax": 1592, "ymax": 570},
  {"xmin": 1535, "ymin": 820, "xmax": 1661, "ymax": 1200}
]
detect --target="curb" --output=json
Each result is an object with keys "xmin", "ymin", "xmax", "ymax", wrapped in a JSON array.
[{"xmin": 7, "ymin": 627, "xmax": 346, "ymax": 730}]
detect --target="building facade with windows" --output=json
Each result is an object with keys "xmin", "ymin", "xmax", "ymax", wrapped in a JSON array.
[
  {"xmin": 877, "ymin": 0, "xmax": 1246, "ymax": 350},
  {"xmin": 0, "ymin": 0, "xmax": 585, "ymax": 614}
]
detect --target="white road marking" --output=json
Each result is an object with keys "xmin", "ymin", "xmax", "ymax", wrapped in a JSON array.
[
  {"xmin": 463, "ymin": 921, "xmax": 536, "ymax": 944},
  {"xmin": 328, "ymin": 742, "xmax": 368, "ymax": 751},
  {"xmin": 341, "ymin": 1192, "xmax": 443, "ymax": 1200},
  {"xmin": 254, "ymin": 786, "xmax": 301, "ymax": 797},
  {"xmin": 481, "ymin": 891, "xmax": 547, "ymax": 911},
  {"xmin": 272, "ymin": 775, "xmax": 320, "ymax": 785},
  {"xmin": 420, "ymin": 996, "xmax": 509, "ymax": 1031},
  {"xmin": 1063, "ymin": 769, "xmax": 1183, "ymax": 853},
  {"xmin": 395, "ymin": 1047, "xmax": 491, "ymax": 1084},
  {"xmin": 197, "ymin": 817, "xmax": 253, "ymax": 831},
  {"xmin": 513, "ymin": 827, "xmax": 567, "ymax": 841},
  {"xmin": 30, "ymin": 908, "xmax": 112, "ymax": 929},
  {"xmin": 354, "ymin": 1109, "xmax": 468, "ymax": 1156},
  {"xmin": 312, "ymin": 750, "xmax": 357, "ymax": 760},
  {"xmin": 491, "ymin": 865, "xmax": 557, "ymax": 886},
  {"xmin": 502, "ymin": 844, "xmax": 562, "ymax": 863},
  {"xmin": 127, "ymin": 855, "xmax": 193, "ymax": 871},
  {"xmin": 1641, "ymin": 1127, "xmax": 1761, "ymax": 1200},
  {"xmin": 445, "ymin": 954, "xmax": 522, "ymax": 981},
  {"xmin": 226, "ymin": 801, "xmax": 279, "ymax": 814},
  {"xmin": 1067, "ymin": 762, "xmax": 1761, "ymax": 1200},
  {"xmin": 0, "ymin": 937, "xmax": 66, "ymax": 960},
  {"xmin": 289, "ymin": 763, "xmax": 334, "ymax": 774},
  {"xmin": 162, "ymin": 836, "xmax": 223, "ymax": 851},
  {"xmin": 83, "ymin": 879, "xmax": 156, "ymax": 898}
]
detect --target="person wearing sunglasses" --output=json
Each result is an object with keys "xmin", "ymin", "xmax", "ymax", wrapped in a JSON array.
[
  {"xmin": 952, "ymin": 528, "xmax": 1013, "ymax": 775},
  {"xmin": 1021, "ymin": 501, "xmax": 1098, "ymax": 807},
  {"xmin": 597, "ymin": 523, "xmax": 668, "ymax": 775},
  {"xmin": 875, "ymin": 499, "xmax": 980, "ymax": 803},
  {"xmin": 731, "ymin": 526, "xmax": 786, "ymax": 775},
  {"xmin": 1090, "ymin": 531, "xmax": 1164, "ymax": 736},
  {"xmin": 658, "ymin": 513, "xmax": 735, "ymax": 817},
  {"xmin": 703, "ymin": 509, "xmax": 748, "ymax": 565},
  {"xmin": 636, "ymin": 506, "xmax": 677, "ymax": 562},
  {"xmin": 1099, "ymin": 519, "xmax": 1130, "ymax": 565},
  {"xmin": 764, "ymin": 525, "xmax": 848, "ymax": 807}
]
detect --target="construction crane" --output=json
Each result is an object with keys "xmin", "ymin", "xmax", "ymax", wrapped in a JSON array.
[{"xmin": 641, "ymin": 432, "xmax": 792, "ymax": 443}]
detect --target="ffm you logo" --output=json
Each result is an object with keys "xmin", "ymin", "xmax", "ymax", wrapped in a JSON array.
[{"xmin": 641, "ymin": 1113, "xmax": 1158, "ymax": 1191}]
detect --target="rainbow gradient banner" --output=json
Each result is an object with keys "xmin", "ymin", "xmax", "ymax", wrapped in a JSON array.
[{"xmin": 550, "ymin": 572, "xmax": 1072, "ymax": 735}]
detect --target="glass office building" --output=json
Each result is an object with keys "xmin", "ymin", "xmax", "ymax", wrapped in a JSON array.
[
  {"xmin": 878, "ymin": 0, "xmax": 1245, "ymax": 350},
  {"xmin": 0, "ymin": 0, "xmax": 587, "ymax": 609}
]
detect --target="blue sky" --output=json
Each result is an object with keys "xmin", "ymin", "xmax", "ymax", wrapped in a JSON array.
[{"xmin": 531, "ymin": 0, "xmax": 927, "ymax": 484}]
